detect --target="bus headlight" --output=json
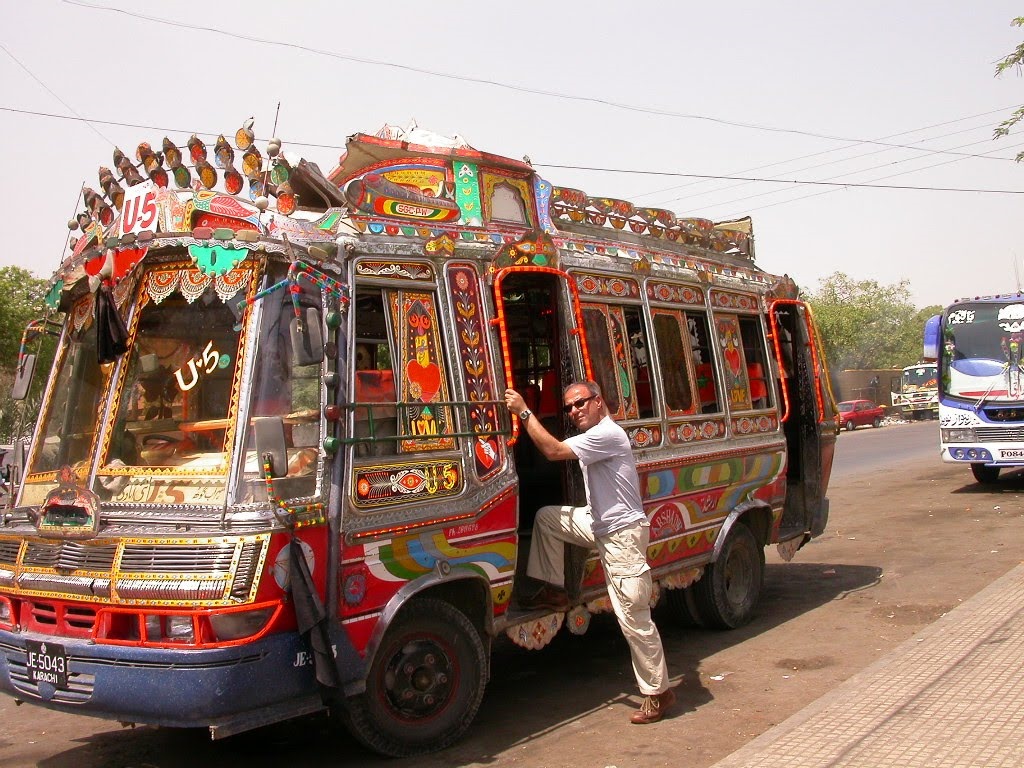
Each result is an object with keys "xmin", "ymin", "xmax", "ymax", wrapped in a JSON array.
[
  {"xmin": 209, "ymin": 607, "xmax": 276, "ymax": 641},
  {"xmin": 942, "ymin": 428, "xmax": 976, "ymax": 443}
]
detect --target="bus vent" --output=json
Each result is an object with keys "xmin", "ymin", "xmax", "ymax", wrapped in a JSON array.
[
  {"xmin": 230, "ymin": 541, "xmax": 263, "ymax": 600},
  {"xmin": 119, "ymin": 544, "xmax": 237, "ymax": 573},
  {"xmin": 0, "ymin": 539, "xmax": 21, "ymax": 566},
  {"xmin": 22, "ymin": 540, "xmax": 118, "ymax": 571}
]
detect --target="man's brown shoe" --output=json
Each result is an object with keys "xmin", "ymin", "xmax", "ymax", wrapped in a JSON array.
[
  {"xmin": 517, "ymin": 584, "xmax": 570, "ymax": 612},
  {"xmin": 630, "ymin": 688, "xmax": 675, "ymax": 724}
]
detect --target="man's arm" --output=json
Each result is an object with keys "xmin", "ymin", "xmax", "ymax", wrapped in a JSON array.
[{"xmin": 504, "ymin": 388, "xmax": 577, "ymax": 462}]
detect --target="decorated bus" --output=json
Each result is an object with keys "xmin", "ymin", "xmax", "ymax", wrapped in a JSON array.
[
  {"xmin": 0, "ymin": 120, "xmax": 837, "ymax": 756},
  {"xmin": 891, "ymin": 362, "xmax": 939, "ymax": 420}
]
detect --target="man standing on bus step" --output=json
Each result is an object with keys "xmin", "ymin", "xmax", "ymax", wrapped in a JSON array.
[{"xmin": 504, "ymin": 380, "xmax": 674, "ymax": 724}]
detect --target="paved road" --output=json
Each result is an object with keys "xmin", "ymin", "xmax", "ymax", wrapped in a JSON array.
[{"xmin": 831, "ymin": 419, "xmax": 938, "ymax": 479}]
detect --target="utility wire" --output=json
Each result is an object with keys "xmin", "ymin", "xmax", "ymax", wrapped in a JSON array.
[
  {"xmin": 0, "ymin": 43, "xmax": 113, "ymax": 146},
  {"xmin": 4, "ymin": 104, "xmax": 1023, "ymax": 197},
  {"xmin": 60, "ymin": 0, "xmax": 1024, "ymax": 163},
  {"xmin": 629, "ymin": 105, "xmax": 1023, "ymax": 202}
]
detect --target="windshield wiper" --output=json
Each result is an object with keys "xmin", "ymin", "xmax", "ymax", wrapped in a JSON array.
[{"xmin": 975, "ymin": 362, "xmax": 1010, "ymax": 411}]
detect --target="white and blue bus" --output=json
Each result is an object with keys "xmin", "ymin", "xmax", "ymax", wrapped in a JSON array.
[{"xmin": 924, "ymin": 294, "xmax": 1024, "ymax": 483}]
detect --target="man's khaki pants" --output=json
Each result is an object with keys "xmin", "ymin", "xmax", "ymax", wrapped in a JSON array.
[{"xmin": 526, "ymin": 504, "xmax": 670, "ymax": 696}]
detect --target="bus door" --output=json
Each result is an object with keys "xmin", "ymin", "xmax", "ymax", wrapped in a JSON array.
[
  {"xmin": 770, "ymin": 300, "xmax": 836, "ymax": 548},
  {"xmin": 492, "ymin": 267, "xmax": 593, "ymax": 594}
]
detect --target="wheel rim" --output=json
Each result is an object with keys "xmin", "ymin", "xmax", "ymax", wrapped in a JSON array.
[
  {"xmin": 381, "ymin": 635, "xmax": 457, "ymax": 721},
  {"xmin": 723, "ymin": 543, "xmax": 754, "ymax": 605}
]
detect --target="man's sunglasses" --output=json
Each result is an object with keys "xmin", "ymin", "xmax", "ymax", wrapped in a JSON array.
[{"xmin": 562, "ymin": 394, "xmax": 597, "ymax": 414}]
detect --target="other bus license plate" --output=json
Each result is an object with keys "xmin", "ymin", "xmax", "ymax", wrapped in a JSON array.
[
  {"xmin": 1000, "ymin": 449, "xmax": 1024, "ymax": 459},
  {"xmin": 25, "ymin": 640, "xmax": 68, "ymax": 688}
]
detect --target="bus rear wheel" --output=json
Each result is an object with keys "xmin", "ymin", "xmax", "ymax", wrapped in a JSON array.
[
  {"xmin": 692, "ymin": 521, "xmax": 764, "ymax": 629},
  {"xmin": 971, "ymin": 464, "xmax": 1000, "ymax": 484},
  {"xmin": 343, "ymin": 598, "xmax": 487, "ymax": 757}
]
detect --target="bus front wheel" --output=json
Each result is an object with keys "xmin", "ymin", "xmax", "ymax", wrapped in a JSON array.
[
  {"xmin": 343, "ymin": 598, "xmax": 487, "ymax": 757},
  {"xmin": 971, "ymin": 464, "xmax": 1000, "ymax": 484}
]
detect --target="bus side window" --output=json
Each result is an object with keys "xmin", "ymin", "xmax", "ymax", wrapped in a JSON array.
[
  {"xmin": 651, "ymin": 310, "xmax": 697, "ymax": 416},
  {"xmin": 738, "ymin": 315, "xmax": 772, "ymax": 410},
  {"xmin": 625, "ymin": 306, "xmax": 656, "ymax": 419},
  {"xmin": 685, "ymin": 312, "xmax": 720, "ymax": 414},
  {"xmin": 353, "ymin": 289, "xmax": 399, "ymax": 457}
]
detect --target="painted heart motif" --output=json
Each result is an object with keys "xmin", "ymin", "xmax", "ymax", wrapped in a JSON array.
[
  {"xmin": 724, "ymin": 346, "xmax": 742, "ymax": 379},
  {"xmin": 475, "ymin": 437, "xmax": 498, "ymax": 469},
  {"xmin": 406, "ymin": 359, "xmax": 442, "ymax": 402}
]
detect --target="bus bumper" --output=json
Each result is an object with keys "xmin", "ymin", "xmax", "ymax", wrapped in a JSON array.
[{"xmin": 0, "ymin": 629, "xmax": 324, "ymax": 730}]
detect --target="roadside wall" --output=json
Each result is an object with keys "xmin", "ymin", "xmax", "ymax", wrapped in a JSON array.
[{"xmin": 834, "ymin": 369, "xmax": 901, "ymax": 407}]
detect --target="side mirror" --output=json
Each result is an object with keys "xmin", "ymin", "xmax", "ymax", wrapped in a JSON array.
[
  {"xmin": 290, "ymin": 307, "xmax": 324, "ymax": 367},
  {"xmin": 922, "ymin": 314, "xmax": 941, "ymax": 361},
  {"xmin": 11, "ymin": 354, "xmax": 36, "ymax": 401},
  {"xmin": 253, "ymin": 416, "xmax": 288, "ymax": 479}
]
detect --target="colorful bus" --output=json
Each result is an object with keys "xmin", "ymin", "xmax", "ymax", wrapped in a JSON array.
[
  {"xmin": 891, "ymin": 362, "xmax": 938, "ymax": 420},
  {"xmin": 0, "ymin": 120, "xmax": 837, "ymax": 756},
  {"xmin": 925, "ymin": 294, "xmax": 1024, "ymax": 483}
]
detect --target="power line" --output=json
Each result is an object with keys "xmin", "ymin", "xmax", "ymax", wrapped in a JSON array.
[
  {"xmin": 4, "ymin": 104, "xmax": 1023, "ymax": 197},
  {"xmin": 60, "ymin": 0, "xmax": 1024, "ymax": 162},
  {"xmin": 534, "ymin": 163, "xmax": 1024, "ymax": 195}
]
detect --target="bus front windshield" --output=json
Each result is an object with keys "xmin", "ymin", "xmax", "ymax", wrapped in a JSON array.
[
  {"xmin": 902, "ymin": 365, "xmax": 937, "ymax": 392},
  {"xmin": 943, "ymin": 301, "xmax": 1024, "ymax": 402}
]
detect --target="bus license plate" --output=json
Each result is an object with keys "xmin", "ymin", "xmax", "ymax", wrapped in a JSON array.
[
  {"xmin": 25, "ymin": 640, "xmax": 68, "ymax": 688},
  {"xmin": 1000, "ymin": 449, "xmax": 1024, "ymax": 459}
]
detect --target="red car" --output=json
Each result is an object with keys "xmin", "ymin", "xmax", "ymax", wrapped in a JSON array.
[{"xmin": 837, "ymin": 399, "xmax": 886, "ymax": 431}]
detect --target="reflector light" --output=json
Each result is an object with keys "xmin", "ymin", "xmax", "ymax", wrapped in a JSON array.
[
  {"xmin": 187, "ymin": 134, "xmax": 208, "ymax": 164},
  {"xmin": 163, "ymin": 137, "xmax": 183, "ymax": 169},
  {"xmin": 172, "ymin": 165, "xmax": 192, "ymax": 188},
  {"xmin": 214, "ymin": 135, "xmax": 234, "ymax": 169},
  {"xmin": 149, "ymin": 167, "xmax": 169, "ymax": 188},
  {"xmin": 82, "ymin": 187, "xmax": 114, "ymax": 226},
  {"xmin": 224, "ymin": 169, "xmax": 243, "ymax": 195},
  {"xmin": 242, "ymin": 147, "xmax": 262, "ymax": 179},
  {"xmin": 276, "ymin": 191, "xmax": 297, "ymax": 215},
  {"xmin": 195, "ymin": 159, "xmax": 217, "ymax": 190},
  {"xmin": 235, "ymin": 118, "xmax": 255, "ymax": 150},
  {"xmin": 98, "ymin": 166, "xmax": 125, "ymax": 209}
]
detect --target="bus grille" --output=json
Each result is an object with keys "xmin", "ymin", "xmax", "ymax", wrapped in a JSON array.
[
  {"xmin": 975, "ymin": 427, "xmax": 1024, "ymax": 441},
  {"xmin": 0, "ymin": 535, "xmax": 268, "ymax": 606}
]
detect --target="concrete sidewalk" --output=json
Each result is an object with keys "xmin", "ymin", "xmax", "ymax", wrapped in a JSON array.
[{"xmin": 710, "ymin": 562, "xmax": 1024, "ymax": 768}]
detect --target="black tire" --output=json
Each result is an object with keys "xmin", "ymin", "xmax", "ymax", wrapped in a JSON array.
[
  {"xmin": 343, "ymin": 598, "xmax": 487, "ymax": 757},
  {"xmin": 664, "ymin": 581, "xmax": 709, "ymax": 628},
  {"xmin": 845, "ymin": 420, "xmax": 855, "ymax": 431},
  {"xmin": 971, "ymin": 463, "xmax": 1000, "ymax": 484},
  {"xmin": 872, "ymin": 417, "xmax": 882, "ymax": 428},
  {"xmin": 692, "ymin": 521, "xmax": 764, "ymax": 629}
]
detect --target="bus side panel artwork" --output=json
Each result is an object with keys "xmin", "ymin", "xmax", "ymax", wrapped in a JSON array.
[{"xmin": 0, "ymin": 120, "xmax": 837, "ymax": 757}]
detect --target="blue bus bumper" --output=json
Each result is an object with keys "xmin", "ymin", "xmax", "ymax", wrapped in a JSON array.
[{"xmin": 0, "ymin": 629, "xmax": 325, "ymax": 731}]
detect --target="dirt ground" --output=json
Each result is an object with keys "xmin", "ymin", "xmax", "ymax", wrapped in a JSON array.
[{"xmin": 1, "ymin": 427, "xmax": 1022, "ymax": 768}]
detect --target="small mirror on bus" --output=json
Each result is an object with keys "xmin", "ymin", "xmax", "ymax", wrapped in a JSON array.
[
  {"xmin": 922, "ymin": 314, "xmax": 941, "ymax": 361},
  {"xmin": 290, "ymin": 307, "xmax": 324, "ymax": 367},
  {"xmin": 11, "ymin": 354, "xmax": 36, "ymax": 401},
  {"xmin": 253, "ymin": 416, "xmax": 288, "ymax": 479}
]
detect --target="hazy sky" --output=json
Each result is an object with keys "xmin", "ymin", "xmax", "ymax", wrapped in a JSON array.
[{"xmin": 3, "ymin": 1, "xmax": 1024, "ymax": 309}]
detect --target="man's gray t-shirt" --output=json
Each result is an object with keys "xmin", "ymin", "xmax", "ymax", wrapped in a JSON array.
[{"xmin": 564, "ymin": 415, "xmax": 647, "ymax": 536}]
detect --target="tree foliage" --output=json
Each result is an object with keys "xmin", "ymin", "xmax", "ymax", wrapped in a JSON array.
[
  {"xmin": 994, "ymin": 16, "xmax": 1024, "ymax": 162},
  {"xmin": 802, "ymin": 272, "xmax": 942, "ymax": 372},
  {"xmin": 0, "ymin": 266, "xmax": 52, "ymax": 442}
]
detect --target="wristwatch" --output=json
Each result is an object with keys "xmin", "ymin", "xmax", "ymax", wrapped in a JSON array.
[{"xmin": 519, "ymin": 408, "xmax": 533, "ymax": 423}]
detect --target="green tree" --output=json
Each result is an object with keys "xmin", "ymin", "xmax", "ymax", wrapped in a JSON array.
[
  {"xmin": 803, "ymin": 272, "xmax": 942, "ymax": 372},
  {"xmin": 0, "ymin": 266, "xmax": 53, "ymax": 442},
  {"xmin": 993, "ymin": 16, "xmax": 1024, "ymax": 161}
]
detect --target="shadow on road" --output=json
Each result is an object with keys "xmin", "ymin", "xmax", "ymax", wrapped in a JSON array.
[
  {"xmin": 31, "ymin": 560, "xmax": 882, "ymax": 768},
  {"xmin": 947, "ymin": 466, "xmax": 1024, "ymax": 495}
]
